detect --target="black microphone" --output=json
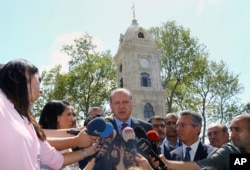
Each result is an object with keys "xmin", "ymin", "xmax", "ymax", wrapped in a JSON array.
[
  {"xmin": 137, "ymin": 138, "xmax": 167, "ymax": 170},
  {"xmin": 147, "ymin": 130, "xmax": 160, "ymax": 155},
  {"xmin": 66, "ymin": 129, "xmax": 80, "ymax": 135},
  {"xmin": 108, "ymin": 148, "xmax": 120, "ymax": 166},
  {"xmin": 86, "ymin": 117, "xmax": 106, "ymax": 136},
  {"xmin": 121, "ymin": 126, "xmax": 137, "ymax": 156},
  {"xmin": 134, "ymin": 126, "xmax": 148, "ymax": 140}
]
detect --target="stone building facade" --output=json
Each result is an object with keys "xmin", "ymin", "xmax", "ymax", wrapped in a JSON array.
[{"xmin": 114, "ymin": 19, "xmax": 167, "ymax": 120}]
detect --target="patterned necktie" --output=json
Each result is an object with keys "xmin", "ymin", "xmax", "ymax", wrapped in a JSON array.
[{"xmin": 184, "ymin": 147, "xmax": 191, "ymax": 161}]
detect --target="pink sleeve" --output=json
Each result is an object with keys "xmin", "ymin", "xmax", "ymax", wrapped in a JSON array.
[{"xmin": 40, "ymin": 140, "xmax": 64, "ymax": 169}]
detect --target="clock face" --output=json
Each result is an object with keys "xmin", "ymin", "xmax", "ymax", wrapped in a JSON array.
[{"xmin": 140, "ymin": 58, "xmax": 149, "ymax": 68}]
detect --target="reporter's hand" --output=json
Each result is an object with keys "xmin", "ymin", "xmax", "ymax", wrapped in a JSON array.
[
  {"xmin": 84, "ymin": 143, "xmax": 99, "ymax": 157},
  {"xmin": 83, "ymin": 157, "xmax": 96, "ymax": 170},
  {"xmin": 135, "ymin": 153, "xmax": 154, "ymax": 170},
  {"xmin": 149, "ymin": 154, "xmax": 160, "ymax": 169},
  {"xmin": 77, "ymin": 128, "xmax": 99, "ymax": 148}
]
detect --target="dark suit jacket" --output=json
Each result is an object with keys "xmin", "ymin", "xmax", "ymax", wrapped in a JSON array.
[
  {"xmin": 163, "ymin": 144, "xmax": 176, "ymax": 159},
  {"xmin": 170, "ymin": 141, "xmax": 217, "ymax": 161},
  {"xmin": 93, "ymin": 117, "xmax": 153, "ymax": 170}
]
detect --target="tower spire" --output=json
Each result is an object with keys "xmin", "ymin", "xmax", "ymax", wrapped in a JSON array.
[
  {"xmin": 131, "ymin": 1, "xmax": 138, "ymax": 25},
  {"xmin": 132, "ymin": 1, "xmax": 135, "ymax": 20}
]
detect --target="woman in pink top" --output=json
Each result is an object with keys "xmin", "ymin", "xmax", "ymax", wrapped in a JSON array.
[{"xmin": 0, "ymin": 59, "xmax": 97, "ymax": 170}]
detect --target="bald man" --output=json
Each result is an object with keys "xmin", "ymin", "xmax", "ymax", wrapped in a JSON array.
[{"xmin": 207, "ymin": 123, "xmax": 229, "ymax": 147}]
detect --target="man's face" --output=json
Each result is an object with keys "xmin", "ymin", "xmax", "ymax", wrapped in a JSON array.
[
  {"xmin": 207, "ymin": 126, "xmax": 229, "ymax": 147},
  {"xmin": 176, "ymin": 115, "xmax": 200, "ymax": 146},
  {"xmin": 230, "ymin": 116, "xmax": 250, "ymax": 149},
  {"xmin": 110, "ymin": 92, "xmax": 133, "ymax": 122},
  {"xmin": 151, "ymin": 119, "xmax": 166, "ymax": 142},
  {"xmin": 166, "ymin": 116, "xmax": 177, "ymax": 137}
]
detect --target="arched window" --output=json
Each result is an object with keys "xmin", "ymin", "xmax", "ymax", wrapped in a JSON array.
[
  {"xmin": 138, "ymin": 32, "xmax": 144, "ymax": 38},
  {"xmin": 144, "ymin": 103, "xmax": 154, "ymax": 118},
  {"xmin": 141, "ymin": 72, "xmax": 151, "ymax": 87},
  {"xmin": 119, "ymin": 64, "xmax": 122, "ymax": 72},
  {"xmin": 120, "ymin": 78, "xmax": 123, "ymax": 88}
]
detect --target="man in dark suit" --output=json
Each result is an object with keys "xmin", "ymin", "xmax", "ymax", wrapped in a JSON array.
[
  {"xmin": 93, "ymin": 88, "xmax": 153, "ymax": 170},
  {"xmin": 170, "ymin": 110, "xmax": 217, "ymax": 161}
]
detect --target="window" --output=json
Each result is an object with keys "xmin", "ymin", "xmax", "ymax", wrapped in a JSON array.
[
  {"xmin": 138, "ymin": 32, "xmax": 144, "ymax": 38},
  {"xmin": 120, "ymin": 78, "xmax": 123, "ymax": 88},
  {"xmin": 141, "ymin": 72, "xmax": 151, "ymax": 87},
  {"xmin": 119, "ymin": 64, "xmax": 122, "ymax": 72},
  {"xmin": 144, "ymin": 103, "xmax": 154, "ymax": 118}
]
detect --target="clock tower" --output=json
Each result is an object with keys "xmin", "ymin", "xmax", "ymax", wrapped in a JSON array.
[{"xmin": 114, "ymin": 19, "xmax": 167, "ymax": 119}]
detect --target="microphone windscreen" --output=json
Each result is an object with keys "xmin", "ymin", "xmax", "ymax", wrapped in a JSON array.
[
  {"xmin": 100, "ymin": 122, "xmax": 114, "ymax": 138},
  {"xmin": 121, "ymin": 126, "xmax": 136, "ymax": 142},
  {"xmin": 86, "ymin": 117, "xmax": 106, "ymax": 136},
  {"xmin": 147, "ymin": 130, "xmax": 159, "ymax": 142},
  {"xmin": 134, "ymin": 126, "xmax": 148, "ymax": 140},
  {"xmin": 109, "ymin": 148, "xmax": 120, "ymax": 166},
  {"xmin": 105, "ymin": 129, "xmax": 117, "ymax": 143}
]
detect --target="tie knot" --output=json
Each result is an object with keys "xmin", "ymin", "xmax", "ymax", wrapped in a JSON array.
[
  {"xmin": 121, "ymin": 123, "xmax": 128, "ymax": 132},
  {"xmin": 186, "ymin": 147, "xmax": 191, "ymax": 151}
]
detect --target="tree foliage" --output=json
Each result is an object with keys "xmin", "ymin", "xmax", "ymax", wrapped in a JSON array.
[
  {"xmin": 33, "ymin": 33, "xmax": 116, "ymax": 119},
  {"xmin": 148, "ymin": 21, "xmax": 244, "ymax": 141}
]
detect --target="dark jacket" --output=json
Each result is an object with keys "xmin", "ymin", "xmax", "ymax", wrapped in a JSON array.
[
  {"xmin": 93, "ymin": 117, "xmax": 153, "ymax": 170},
  {"xmin": 170, "ymin": 141, "xmax": 217, "ymax": 161}
]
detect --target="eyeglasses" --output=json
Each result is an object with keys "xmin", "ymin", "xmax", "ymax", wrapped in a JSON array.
[
  {"xmin": 152, "ymin": 124, "xmax": 166, "ymax": 128},
  {"xmin": 175, "ymin": 123, "xmax": 196, "ymax": 128}
]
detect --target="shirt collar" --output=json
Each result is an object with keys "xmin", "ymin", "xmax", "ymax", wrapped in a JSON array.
[{"xmin": 114, "ymin": 117, "xmax": 131, "ymax": 128}]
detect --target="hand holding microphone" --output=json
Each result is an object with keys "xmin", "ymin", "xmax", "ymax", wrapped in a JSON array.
[{"xmin": 137, "ymin": 138, "xmax": 167, "ymax": 170}]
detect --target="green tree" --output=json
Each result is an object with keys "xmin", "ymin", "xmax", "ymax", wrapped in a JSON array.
[
  {"xmin": 148, "ymin": 21, "xmax": 243, "ymax": 141},
  {"xmin": 242, "ymin": 103, "xmax": 250, "ymax": 113},
  {"xmin": 211, "ymin": 61, "xmax": 243, "ymax": 124},
  {"xmin": 148, "ymin": 21, "xmax": 208, "ymax": 113},
  {"xmin": 34, "ymin": 33, "xmax": 116, "ymax": 119}
]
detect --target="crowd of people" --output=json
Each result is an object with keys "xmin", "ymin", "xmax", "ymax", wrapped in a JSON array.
[{"xmin": 0, "ymin": 58, "xmax": 250, "ymax": 170}]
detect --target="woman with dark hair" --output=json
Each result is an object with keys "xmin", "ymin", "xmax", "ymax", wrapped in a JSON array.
[
  {"xmin": 39, "ymin": 100, "xmax": 98, "ymax": 170},
  {"xmin": 39, "ymin": 100, "xmax": 76, "ymax": 129},
  {"xmin": 0, "ymin": 59, "xmax": 98, "ymax": 170}
]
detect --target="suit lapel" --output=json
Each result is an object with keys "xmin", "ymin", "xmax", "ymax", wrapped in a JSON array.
[{"xmin": 194, "ymin": 142, "xmax": 207, "ymax": 161}]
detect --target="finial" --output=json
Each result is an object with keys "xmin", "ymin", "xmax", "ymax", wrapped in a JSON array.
[{"xmin": 131, "ymin": 1, "xmax": 135, "ymax": 20}]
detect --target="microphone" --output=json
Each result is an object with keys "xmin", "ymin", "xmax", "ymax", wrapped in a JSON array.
[
  {"xmin": 134, "ymin": 126, "xmax": 148, "ymax": 140},
  {"xmin": 104, "ymin": 129, "xmax": 117, "ymax": 143},
  {"xmin": 109, "ymin": 148, "xmax": 120, "ymax": 166},
  {"xmin": 86, "ymin": 117, "xmax": 106, "ymax": 136},
  {"xmin": 100, "ymin": 122, "xmax": 114, "ymax": 138},
  {"xmin": 95, "ymin": 123, "xmax": 115, "ymax": 159},
  {"xmin": 147, "ymin": 130, "xmax": 160, "ymax": 154},
  {"xmin": 121, "ymin": 126, "xmax": 137, "ymax": 156},
  {"xmin": 137, "ymin": 138, "xmax": 167, "ymax": 170}
]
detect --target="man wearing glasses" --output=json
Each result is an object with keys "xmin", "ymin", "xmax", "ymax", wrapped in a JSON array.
[
  {"xmin": 170, "ymin": 110, "xmax": 217, "ymax": 161},
  {"xmin": 148, "ymin": 116, "xmax": 173, "ymax": 159}
]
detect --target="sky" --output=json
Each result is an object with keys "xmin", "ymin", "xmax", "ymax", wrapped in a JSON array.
[{"xmin": 1, "ymin": 0, "xmax": 249, "ymax": 104}]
